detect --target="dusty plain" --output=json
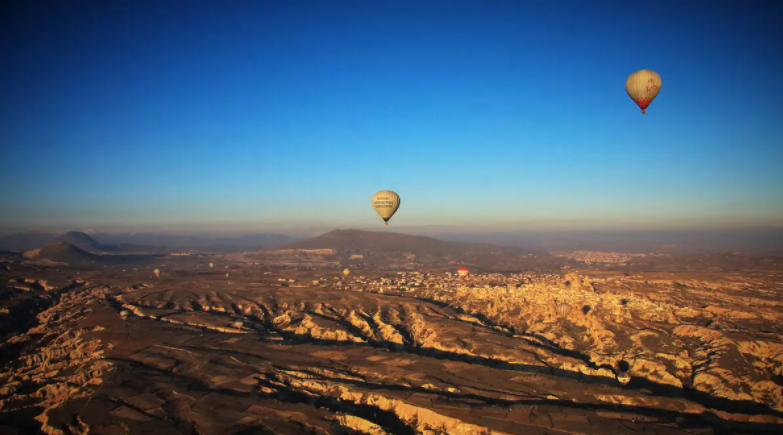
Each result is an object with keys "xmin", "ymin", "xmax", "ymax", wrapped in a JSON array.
[{"xmin": 2, "ymin": 253, "xmax": 783, "ymax": 435}]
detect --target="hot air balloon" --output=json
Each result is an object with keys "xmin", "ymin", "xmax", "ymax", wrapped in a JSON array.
[
  {"xmin": 120, "ymin": 310, "xmax": 130, "ymax": 320},
  {"xmin": 233, "ymin": 319, "xmax": 244, "ymax": 330},
  {"xmin": 153, "ymin": 268, "xmax": 161, "ymax": 278},
  {"xmin": 626, "ymin": 69, "xmax": 661, "ymax": 114},
  {"xmin": 555, "ymin": 302, "xmax": 571, "ymax": 318},
  {"xmin": 209, "ymin": 262, "xmax": 215, "ymax": 269},
  {"xmin": 617, "ymin": 371, "xmax": 631, "ymax": 384},
  {"xmin": 343, "ymin": 268, "xmax": 350, "ymax": 276},
  {"xmin": 457, "ymin": 267, "xmax": 469, "ymax": 279},
  {"xmin": 372, "ymin": 190, "xmax": 400, "ymax": 226}
]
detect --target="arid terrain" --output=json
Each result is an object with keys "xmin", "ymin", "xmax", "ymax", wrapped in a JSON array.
[{"xmin": 1, "ymin": 232, "xmax": 783, "ymax": 434}]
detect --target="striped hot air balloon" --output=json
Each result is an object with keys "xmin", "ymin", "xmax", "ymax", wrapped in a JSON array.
[
  {"xmin": 555, "ymin": 302, "xmax": 571, "ymax": 318},
  {"xmin": 457, "ymin": 267, "xmax": 469, "ymax": 279}
]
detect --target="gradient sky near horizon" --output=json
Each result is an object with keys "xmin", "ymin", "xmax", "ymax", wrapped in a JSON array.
[{"xmin": 1, "ymin": 0, "xmax": 782, "ymax": 233}]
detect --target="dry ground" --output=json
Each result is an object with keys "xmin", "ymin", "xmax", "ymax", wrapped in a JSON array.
[{"xmin": 1, "ymin": 260, "xmax": 782, "ymax": 434}]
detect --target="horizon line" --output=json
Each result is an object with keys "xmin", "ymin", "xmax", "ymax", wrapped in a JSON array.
[{"xmin": 3, "ymin": 224, "xmax": 783, "ymax": 237}]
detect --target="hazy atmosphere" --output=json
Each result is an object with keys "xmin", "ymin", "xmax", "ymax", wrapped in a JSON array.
[{"xmin": 2, "ymin": 0, "xmax": 782, "ymax": 237}]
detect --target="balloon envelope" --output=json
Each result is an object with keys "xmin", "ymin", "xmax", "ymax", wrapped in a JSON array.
[
  {"xmin": 626, "ymin": 69, "xmax": 661, "ymax": 114},
  {"xmin": 372, "ymin": 190, "xmax": 401, "ymax": 226},
  {"xmin": 343, "ymin": 268, "xmax": 350, "ymax": 276},
  {"xmin": 457, "ymin": 267, "xmax": 469, "ymax": 279},
  {"xmin": 556, "ymin": 302, "xmax": 571, "ymax": 318}
]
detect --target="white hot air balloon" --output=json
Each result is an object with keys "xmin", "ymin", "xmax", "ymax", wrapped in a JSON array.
[
  {"xmin": 372, "ymin": 190, "xmax": 401, "ymax": 226},
  {"xmin": 120, "ymin": 310, "xmax": 130, "ymax": 320},
  {"xmin": 209, "ymin": 262, "xmax": 215, "ymax": 269},
  {"xmin": 153, "ymin": 268, "xmax": 161, "ymax": 278},
  {"xmin": 626, "ymin": 69, "xmax": 661, "ymax": 114}
]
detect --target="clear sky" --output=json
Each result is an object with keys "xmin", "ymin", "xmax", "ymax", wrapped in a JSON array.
[{"xmin": 1, "ymin": 0, "xmax": 782, "ymax": 233}]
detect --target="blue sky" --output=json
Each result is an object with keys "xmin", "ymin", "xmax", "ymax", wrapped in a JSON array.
[{"xmin": 1, "ymin": 0, "xmax": 782, "ymax": 233}]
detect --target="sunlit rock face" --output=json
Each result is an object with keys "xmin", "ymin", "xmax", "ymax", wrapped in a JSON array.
[{"xmin": 1, "ymin": 260, "xmax": 782, "ymax": 434}]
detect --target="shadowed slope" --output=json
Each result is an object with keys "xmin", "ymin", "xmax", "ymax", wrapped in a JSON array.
[{"xmin": 274, "ymin": 229, "xmax": 544, "ymax": 269}]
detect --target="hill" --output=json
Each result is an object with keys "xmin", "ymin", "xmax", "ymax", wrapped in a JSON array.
[
  {"xmin": 0, "ymin": 230, "xmax": 294, "ymax": 254},
  {"xmin": 0, "ymin": 231, "xmax": 166, "ymax": 254},
  {"xmin": 280, "ymin": 229, "xmax": 518, "ymax": 255},
  {"xmin": 51, "ymin": 231, "xmax": 121, "ymax": 252},
  {"xmin": 272, "ymin": 229, "xmax": 558, "ymax": 270},
  {"xmin": 23, "ymin": 242, "xmax": 103, "ymax": 266},
  {"xmin": 22, "ymin": 242, "xmax": 166, "ymax": 267}
]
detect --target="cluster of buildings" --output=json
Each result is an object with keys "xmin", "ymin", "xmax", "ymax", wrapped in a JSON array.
[
  {"xmin": 551, "ymin": 251, "xmax": 648, "ymax": 265},
  {"xmin": 315, "ymin": 270, "xmax": 602, "ymax": 295}
]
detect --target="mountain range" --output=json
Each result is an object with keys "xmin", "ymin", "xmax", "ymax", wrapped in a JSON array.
[
  {"xmin": 272, "ymin": 229, "xmax": 557, "ymax": 271},
  {"xmin": 0, "ymin": 231, "xmax": 296, "ymax": 253},
  {"xmin": 21, "ymin": 241, "xmax": 165, "ymax": 267},
  {"xmin": 2, "ymin": 227, "xmax": 782, "ymax": 257}
]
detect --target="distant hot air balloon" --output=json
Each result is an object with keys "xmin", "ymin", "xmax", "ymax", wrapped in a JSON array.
[
  {"xmin": 555, "ymin": 302, "xmax": 571, "ymax": 318},
  {"xmin": 343, "ymin": 268, "xmax": 350, "ymax": 276},
  {"xmin": 626, "ymin": 69, "xmax": 661, "ymax": 114},
  {"xmin": 617, "ymin": 371, "xmax": 631, "ymax": 385},
  {"xmin": 120, "ymin": 310, "xmax": 130, "ymax": 320},
  {"xmin": 209, "ymin": 262, "xmax": 215, "ymax": 269},
  {"xmin": 457, "ymin": 267, "xmax": 469, "ymax": 279},
  {"xmin": 233, "ymin": 319, "xmax": 244, "ymax": 330},
  {"xmin": 153, "ymin": 268, "xmax": 161, "ymax": 278},
  {"xmin": 372, "ymin": 190, "xmax": 401, "ymax": 226}
]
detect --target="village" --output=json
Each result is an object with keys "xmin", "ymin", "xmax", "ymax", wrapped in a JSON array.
[{"xmin": 312, "ymin": 269, "xmax": 596, "ymax": 294}]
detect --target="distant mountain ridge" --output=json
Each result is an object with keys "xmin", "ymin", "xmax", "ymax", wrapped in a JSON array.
[
  {"xmin": 23, "ymin": 242, "xmax": 102, "ymax": 266},
  {"xmin": 51, "ymin": 231, "xmax": 121, "ymax": 252},
  {"xmin": 22, "ymin": 241, "xmax": 166, "ymax": 267},
  {"xmin": 48, "ymin": 231, "xmax": 169, "ymax": 254},
  {"xmin": 3, "ymin": 228, "xmax": 781, "ymax": 254},
  {"xmin": 280, "ymin": 229, "xmax": 525, "ymax": 255},
  {"xmin": 274, "ymin": 229, "xmax": 550, "ymax": 270},
  {"xmin": 94, "ymin": 232, "xmax": 296, "ymax": 252},
  {"xmin": 0, "ymin": 231, "xmax": 296, "ymax": 253}
]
